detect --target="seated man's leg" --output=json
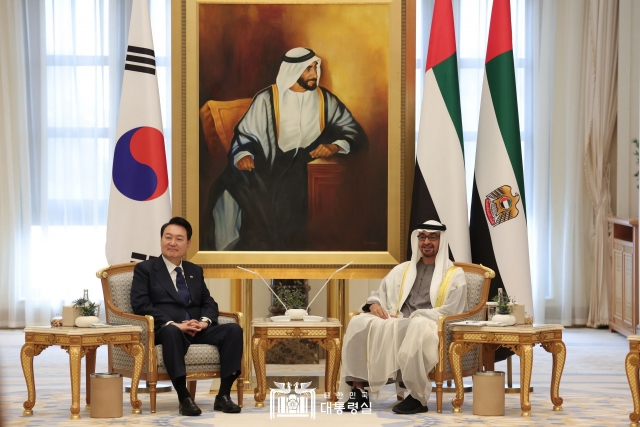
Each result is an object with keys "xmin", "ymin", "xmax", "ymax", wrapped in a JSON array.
[
  {"xmin": 155, "ymin": 325, "xmax": 202, "ymax": 415},
  {"xmin": 193, "ymin": 323, "xmax": 243, "ymax": 378},
  {"xmin": 342, "ymin": 321, "xmax": 375, "ymax": 411},
  {"xmin": 193, "ymin": 322, "xmax": 243, "ymax": 413},
  {"xmin": 344, "ymin": 337, "xmax": 370, "ymax": 407},
  {"xmin": 343, "ymin": 328, "xmax": 371, "ymax": 386},
  {"xmin": 156, "ymin": 324, "xmax": 191, "ymax": 380},
  {"xmin": 392, "ymin": 318, "xmax": 433, "ymax": 414}
]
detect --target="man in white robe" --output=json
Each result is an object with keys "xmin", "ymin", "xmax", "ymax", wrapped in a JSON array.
[
  {"xmin": 207, "ymin": 47, "xmax": 367, "ymax": 251},
  {"xmin": 340, "ymin": 220, "xmax": 467, "ymax": 414}
]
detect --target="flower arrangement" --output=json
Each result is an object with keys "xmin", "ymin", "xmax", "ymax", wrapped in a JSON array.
[
  {"xmin": 273, "ymin": 284, "xmax": 307, "ymax": 310},
  {"xmin": 492, "ymin": 293, "xmax": 516, "ymax": 315},
  {"xmin": 72, "ymin": 294, "xmax": 99, "ymax": 317}
]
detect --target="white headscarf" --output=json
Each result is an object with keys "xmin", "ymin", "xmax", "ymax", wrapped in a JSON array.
[
  {"xmin": 275, "ymin": 47, "xmax": 321, "ymax": 108},
  {"xmin": 406, "ymin": 220, "xmax": 453, "ymax": 306}
]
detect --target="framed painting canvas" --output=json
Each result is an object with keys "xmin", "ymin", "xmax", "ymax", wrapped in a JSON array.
[{"xmin": 172, "ymin": 0, "xmax": 416, "ymax": 277}]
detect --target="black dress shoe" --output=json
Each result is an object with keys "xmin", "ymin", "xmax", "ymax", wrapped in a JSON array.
[
  {"xmin": 346, "ymin": 387, "xmax": 370, "ymax": 411},
  {"xmin": 179, "ymin": 396, "xmax": 202, "ymax": 416},
  {"xmin": 392, "ymin": 394, "xmax": 429, "ymax": 414},
  {"xmin": 214, "ymin": 394, "xmax": 242, "ymax": 413}
]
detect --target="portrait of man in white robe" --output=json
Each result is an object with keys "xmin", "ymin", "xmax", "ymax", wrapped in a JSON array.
[
  {"xmin": 206, "ymin": 47, "xmax": 368, "ymax": 251},
  {"xmin": 197, "ymin": 5, "xmax": 391, "ymax": 255},
  {"xmin": 340, "ymin": 220, "xmax": 467, "ymax": 414}
]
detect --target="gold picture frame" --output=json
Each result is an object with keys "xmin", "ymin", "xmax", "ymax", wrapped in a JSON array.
[{"xmin": 171, "ymin": 0, "xmax": 416, "ymax": 278}]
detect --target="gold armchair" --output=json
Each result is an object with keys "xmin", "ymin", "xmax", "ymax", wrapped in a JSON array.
[
  {"xmin": 429, "ymin": 262, "xmax": 494, "ymax": 412},
  {"xmin": 348, "ymin": 261, "xmax": 493, "ymax": 413},
  {"xmin": 97, "ymin": 263, "xmax": 244, "ymax": 413}
]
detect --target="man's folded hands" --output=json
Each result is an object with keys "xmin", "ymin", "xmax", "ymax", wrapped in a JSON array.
[{"xmin": 171, "ymin": 319, "xmax": 208, "ymax": 337}]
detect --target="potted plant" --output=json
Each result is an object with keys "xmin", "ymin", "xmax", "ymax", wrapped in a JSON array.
[
  {"xmin": 491, "ymin": 291, "xmax": 516, "ymax": 325},
  {"xmin": 271, "ymin": 282, "xmax": 308, "ymax": 319},
  {"xmin": 72, "ymin": 291, "xmax": 100, "ymax": 327},
  {"xmin": 275, "ymin": 286, "xmax": 306, "ymax": 309}
]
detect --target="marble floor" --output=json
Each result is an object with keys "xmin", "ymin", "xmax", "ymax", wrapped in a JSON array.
[{"xmin": 0, "ymin": 327, "xmax": 635, "ymax": 426}]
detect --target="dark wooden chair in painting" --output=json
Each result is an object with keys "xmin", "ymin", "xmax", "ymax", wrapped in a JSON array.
[{"xmin": 200, "ymin": 99, "xmax": 252, "ymax": 156}]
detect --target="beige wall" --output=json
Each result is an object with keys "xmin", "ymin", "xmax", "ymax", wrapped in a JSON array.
[
  {"xmin": 205, "ymin": 278, "xmax": 231, "ymax": 312},
  {"xmin": 348, "ymin": 279, "xmax": 381, "ymax": 313}
]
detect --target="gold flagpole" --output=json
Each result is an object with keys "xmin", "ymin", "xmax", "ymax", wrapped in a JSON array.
[
  {"xmin": 327, "ymin": 279, "xmax": 347, "ymax": 334},
  {"xmin": 242, "ymin": 278, "xmax": 253, "ymax": 389}
]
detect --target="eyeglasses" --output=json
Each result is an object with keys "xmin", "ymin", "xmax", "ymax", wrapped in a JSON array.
[{"xmin": 418, "ymin": 234, "xmax": 439, "ymax": 242}]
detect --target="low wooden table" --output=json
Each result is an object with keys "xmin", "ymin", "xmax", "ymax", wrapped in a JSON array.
[
  {"xmin": 251, "ymin": 317, "xmax": 342, "ymax": 407},
  {"xmin": 21, "ymin": 325, "xmax": 144, "ymax": 420},
  {"xmin": 626, "ymin": 335, "xmax": 640, "ymax": 426},
  {"xmin": 449, "ymin": 324, "xmax": 565, "ymax": 417}
]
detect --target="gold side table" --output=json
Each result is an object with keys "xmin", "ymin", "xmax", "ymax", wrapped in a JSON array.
[
  {"xmin": 21, "ymin": 325, "xmax": 144, "ymax": 420},
  {"xmin": 449, "ymin": 324, "xmax": 565, "ymax": 417},
  {"xmin": 626, "ymin": 335, "xmax": 640, "ymax": 427},
  {"xmin": 251, "ymin": 317, "xmax": 342, "ymax": 407}
]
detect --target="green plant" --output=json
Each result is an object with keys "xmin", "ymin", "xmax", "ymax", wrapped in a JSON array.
[
  {"xmin": 492, "ymin": 293, "xmax": 515, "ymax": 315},
  {"xmin": 634, "ymin": 138, "xmax": 639, "ymax": 189},
  {"xmin": 273, "ymin": 285, "xmax": 306, "ymax": 310},
  {"xmin": 72, "ymin": 297, "xmax": 99, "ymax": 317}
]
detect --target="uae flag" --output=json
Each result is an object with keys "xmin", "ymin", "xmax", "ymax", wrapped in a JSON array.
[
  {"xmin": 106, "ymin": 0, "xmax": 171, "ymax": 265},
  {"xmin": 408, "ymin": 0, "xmax": 470, "ymax": 262},
  {"xmin": 470, "ymin": 0, "xmax": 533, "ymax": 315}
]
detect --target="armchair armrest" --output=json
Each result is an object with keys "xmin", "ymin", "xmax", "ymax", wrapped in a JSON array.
[
  {"xmin": 218, "ymin": 311, "xmax": 243, "ymax": 327},
  {"xmin": 108, "ymin": 308, "xmax": 152, "ymax": 326},
  {"xmin": 437, "ymin": 309, "xmax": 486, "ymax": 331},
  {"xmin": 437, "ymin": 305, "xmax": 487, "ymax": 340},
  {"xmin": 349, "ymin": 311, "xmax": 362, "ymax": 320},
  {"xmin": 105, "ymin": 307, "xmax": 157, "ymax": 372},
  {"xmin": 103, "ymin": 299, "xmax": 154, "ymax": 336}
]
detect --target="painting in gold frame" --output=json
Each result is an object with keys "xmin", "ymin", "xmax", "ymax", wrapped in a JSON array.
[{"xmin": 172, "ymin": 0, "xmax": 416, "ymax": 277}]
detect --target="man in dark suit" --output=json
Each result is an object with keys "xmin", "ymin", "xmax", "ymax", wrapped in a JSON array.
[{"xmin": 131, "ymin": 216, "xmax": 243, "ymax": 415}]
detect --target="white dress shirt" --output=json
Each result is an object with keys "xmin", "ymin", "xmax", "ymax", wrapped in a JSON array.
[{"xmin": 162, "ymin": 255, "xmax": 187, "ymax": 293}]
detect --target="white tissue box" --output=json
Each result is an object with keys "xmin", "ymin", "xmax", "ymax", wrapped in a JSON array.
[
  {"xmin": 512, "ymin": 304, "xmax": 525, "ymax": 325},
  {"xmin": 62, "ymin": 306, "xmax": 81, "ymax": 327}
]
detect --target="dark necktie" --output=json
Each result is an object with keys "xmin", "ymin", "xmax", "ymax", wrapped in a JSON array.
[{"xmin": 174, "ymin": 266, "xmax": 191, "ymax": 320}]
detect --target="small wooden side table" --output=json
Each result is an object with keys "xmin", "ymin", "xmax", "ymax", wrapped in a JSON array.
[
  {"xmin": 21, "ymin": 325, "xmax": 144, "ymax": 420},
  {"xmin": 626, "ymin": 335, "xmax": 640, "ymax": 426},
  {"xmin": 449, "ymin": 324, "xmax": 565, "ymax": 417},
  {"xmin": 251, "ymin": 317, "xmax": 342, "ymax": 407}
]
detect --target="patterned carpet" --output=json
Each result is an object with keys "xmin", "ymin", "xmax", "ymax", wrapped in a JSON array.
[{"xmin": 0, "ymin": 328, "xmax": 635, "ymax": 426}]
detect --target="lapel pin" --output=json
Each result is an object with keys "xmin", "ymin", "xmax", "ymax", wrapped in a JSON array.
[{"xmin": 189, "ymin": 276, "xmax": 193, "ymax": 278}]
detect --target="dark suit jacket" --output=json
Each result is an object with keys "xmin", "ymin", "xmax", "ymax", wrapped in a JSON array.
[{"xmin": 130, "ymin": 256, "xmax": 219, "ymax": 331}]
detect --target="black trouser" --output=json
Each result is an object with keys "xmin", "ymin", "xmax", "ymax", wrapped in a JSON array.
[{"xmin": 155, "ymin": 322, "xmax": 243, "ymax": 380}]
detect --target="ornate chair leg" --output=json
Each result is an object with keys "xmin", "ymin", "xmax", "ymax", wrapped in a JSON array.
[
  {"xmin": 237, "ymin": 376, "xmax": 244, "ymax": 407},
  {"xmin": 188, "ymin": 380, "xmax": 197, "ymax": 399},
  {"xmin": 435, "ymin": 381, "xmax": 443, "ymax": 413},
  {"xmin": 149, "ymin": 381, "xmax": 157, "ymax": 413},
  {"xmin": 237, "ymin": 353, "xmax": 245, "ymax": 407}
]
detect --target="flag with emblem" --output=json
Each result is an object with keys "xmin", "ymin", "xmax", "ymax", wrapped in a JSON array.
[
  {"xmin": 469, "ymin": 0, "xmax": 533, "ymax": 315},
  {"xmin": 106, "ymin": 0, "xmax": 171, "ymax": 265},
  {"xmin": 408, "ymin": 0, "xmax": 470, "ymax": 262}
]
